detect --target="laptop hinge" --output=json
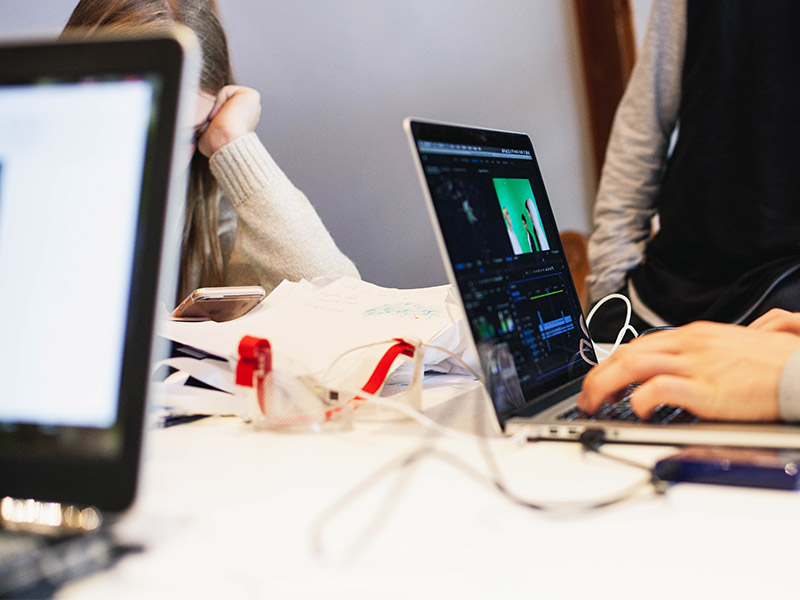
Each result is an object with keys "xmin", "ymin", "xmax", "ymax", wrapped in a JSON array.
[{"xmin": 503, "ymin": 376, "xmax": 584, "ymax": 421}]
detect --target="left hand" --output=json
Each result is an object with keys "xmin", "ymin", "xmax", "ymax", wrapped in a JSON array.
[
  {"xmin": 197, "ymin": 85, "xmax": 262, "ymax": 157},
  {"xmin": 577, "ymin": 321, "xmax": 800, "ymax": 421}
]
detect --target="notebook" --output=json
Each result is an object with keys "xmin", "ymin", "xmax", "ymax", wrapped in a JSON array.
[
  {"xmin": 0, "ymin": 30, "xmax": 198, "ymax": 595},
  {"xmin": 405, "ymin": 118, "xmax": 800, "ymax": 449}
]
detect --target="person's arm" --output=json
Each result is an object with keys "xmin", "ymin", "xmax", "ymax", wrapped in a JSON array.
[
  {"xmin": 778, "ymin": 349, "xmax": 800, "ymax": 422},
  {"xmin": 210, "ymin": 133, "xmax": 359, "ymax": 292},
  {"xmin": 197, "ymin": 85, "xmax": 359, "ymax": 293},
  {"xmin": 586, "ymin": 0, "xmax": 686, "ymax": 302},
  {"xmin": 577, "ymin": 322, "xmax": 800, "ymax": 422},
  {"xmin": 748, "ymin": 309, "xmax": 800, "ymax": 421}
]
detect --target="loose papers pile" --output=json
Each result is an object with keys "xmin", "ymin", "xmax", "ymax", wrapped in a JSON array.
[{"xmin": 152, "ymin": 276, "xmax": 477, "ymax": 419}]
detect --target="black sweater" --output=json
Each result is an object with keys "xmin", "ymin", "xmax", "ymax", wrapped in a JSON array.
[{"xmin": 631, "ymin": 0, "xmax": 800, "ymax": 324}]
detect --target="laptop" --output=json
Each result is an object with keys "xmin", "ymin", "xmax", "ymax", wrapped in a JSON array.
[
  {"xmin": 405, "ymin": 118, "xmax": 800, "ymax": 449},
  {"xmin": 0, "ymin": 30, "xmax": 198, "ymax": 594}
]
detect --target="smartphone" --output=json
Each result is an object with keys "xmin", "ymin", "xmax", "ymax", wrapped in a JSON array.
[
  {"xmin": 654, "ymin": 447, "xmax": 800, "ymax": 490},
  {"xmin": 172, "ymin": 285, "xmax": 266, "ymax": 322}
]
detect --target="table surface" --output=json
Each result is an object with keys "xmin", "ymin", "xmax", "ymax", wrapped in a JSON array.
[{"xmin": 62, "ymin": 376, "xmax": 800, "ymax": 599}]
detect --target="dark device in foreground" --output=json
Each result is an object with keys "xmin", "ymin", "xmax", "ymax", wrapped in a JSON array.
[
  {"xmin": 0, "ymin": 28, "xmax": 197, "ymax": 598},
  {"xmin": 172, "ymin": 285, "xmax": 266, "ymax": 321},
  {"xmin": 654, "ymin": 447, "xmax": 800, "ymax": 490},
  {"xmin": 0, "ymin": 29, "xmax": 196, "ymax": 514}
]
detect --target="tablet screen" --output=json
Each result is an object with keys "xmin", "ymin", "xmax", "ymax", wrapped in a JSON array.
[
  {"xmin": 0, "ymin": 78, "xmax": 153, "ymax": 429},
  {"xmin": 0, "ymin": 32, "xmax": 195, "ymax": 512}
]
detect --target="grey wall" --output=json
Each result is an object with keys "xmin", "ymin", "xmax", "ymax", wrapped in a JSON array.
[
  {"xmin": 0, "ymin": 0, "xmax": 600, "ymax": 289},
  {"xmin": 632, "ymin": 0, "xmax": 654, "ymax": 47}
]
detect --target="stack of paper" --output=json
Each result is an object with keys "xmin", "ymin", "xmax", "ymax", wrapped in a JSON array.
[{"xmin": 151, "ymin": 276, "xmax": 477, "ymax": 419}]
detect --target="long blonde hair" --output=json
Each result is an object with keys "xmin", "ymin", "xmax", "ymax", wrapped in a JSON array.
[{"xmin": 64, "ymin": 0, "xmax": 234, "ymax": 299}]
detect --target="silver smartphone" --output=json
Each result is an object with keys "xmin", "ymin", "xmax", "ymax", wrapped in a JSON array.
[{"xmin": 172, "ymin": 285, "xmax": 266, "ymax": 322}]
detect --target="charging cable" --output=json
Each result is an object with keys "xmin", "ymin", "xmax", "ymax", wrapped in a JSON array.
[
  {"xmin": 578, "ymin": 428, "xmax": 667, "ymax": 490},
  {"xmin": 585, "ymin": 293, "xmax": 639, "ymax": 361},
  {"xmin": 311, "ymin": 419, "xmax": 668, "ymax": 561}
]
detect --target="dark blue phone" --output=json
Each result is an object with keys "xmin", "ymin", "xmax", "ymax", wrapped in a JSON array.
[{"xmin": 654, "ymin": 447, "xmax": 800, "ymax": 490}]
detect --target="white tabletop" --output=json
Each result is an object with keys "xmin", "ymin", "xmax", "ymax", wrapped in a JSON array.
[{"xmin": 62, "ymin": 377, "xmax": 800, "ymax": 599}]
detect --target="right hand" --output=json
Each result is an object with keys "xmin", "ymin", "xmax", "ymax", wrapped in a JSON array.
[
  {"xmin": 196, "ymin": 85, "xmax": 262, "ymax": 158},
  {"xmin": 748, "ymin": 308, "xmax": 800, "ymax": 337},
  {"xmin": 577, "ymin": 321, "xmax": 800, "ymax": 422}
]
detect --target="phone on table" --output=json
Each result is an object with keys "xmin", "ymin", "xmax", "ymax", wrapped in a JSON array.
[
  {"xmin": 172, "ymin": 285, "xmax": 266, "ymax": 322},
  {"xmin": 654, "ymin": 446, "xmax": 800, "ymax": 490}
]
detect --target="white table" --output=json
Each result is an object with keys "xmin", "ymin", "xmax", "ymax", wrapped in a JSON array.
[{"xmin": 62, "ymin": 377, "xmax": 800, "ymax": 599}]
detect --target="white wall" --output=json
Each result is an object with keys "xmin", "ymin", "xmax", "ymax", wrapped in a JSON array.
[{"xmin": 0, "ymin": 0, "xmax": 596, "ymax": 289}]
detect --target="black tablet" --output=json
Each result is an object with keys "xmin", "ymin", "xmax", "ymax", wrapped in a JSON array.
[{"xmin": 0, "ymin": 29, "xmax": 198, "ymax": 515}]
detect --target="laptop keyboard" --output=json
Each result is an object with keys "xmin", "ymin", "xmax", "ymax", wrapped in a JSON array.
[
  {"xmin": 0, "ymin": 528, "xmax": 137, "ymax": 598},
  {"xmin": 557, "ymin": 384, "xmax": 700, "ymax": 425}
]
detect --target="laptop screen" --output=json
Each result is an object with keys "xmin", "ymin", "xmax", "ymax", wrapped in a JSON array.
[{"xmin": 407, "ymin": 120, "xmax": 596, "ymax": 420}]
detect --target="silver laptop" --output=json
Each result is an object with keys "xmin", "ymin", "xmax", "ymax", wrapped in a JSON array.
[
  {"xmin": 0, "ymin": 30, "xmax": 197, "ymax": 595},
  {"xmin": 405, "ymin": 118, "xmax": 800, "ymax": 449}
]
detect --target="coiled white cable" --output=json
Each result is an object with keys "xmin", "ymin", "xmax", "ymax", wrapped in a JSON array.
[{"xmin": 585, "ymin": 293, "xmax": 639, "ymax": 360}]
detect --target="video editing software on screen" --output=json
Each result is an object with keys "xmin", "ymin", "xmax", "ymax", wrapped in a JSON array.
[{"xmin": 418, "ymin": 138, "xmax": 593, "ymax": 414}]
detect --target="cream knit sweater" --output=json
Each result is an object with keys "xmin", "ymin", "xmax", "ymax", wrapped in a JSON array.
[{"xmin": 182, "ymin": 132, "xmax": 359, "ymax": 295}]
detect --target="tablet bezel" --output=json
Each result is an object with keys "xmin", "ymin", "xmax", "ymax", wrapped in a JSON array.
[{"xmin": 0, "ymin": 30, "xmax": 197, "ymax": 513}]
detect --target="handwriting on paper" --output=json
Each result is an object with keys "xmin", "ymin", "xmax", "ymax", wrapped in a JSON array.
[{"xmin": 363, "ymin": 302, "xmax": 442, "ymax": 320}]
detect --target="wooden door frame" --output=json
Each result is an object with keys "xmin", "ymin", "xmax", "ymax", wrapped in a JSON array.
[{"xmin": 573, "ymin": 0, "xmax": 637, "ymax": 182}]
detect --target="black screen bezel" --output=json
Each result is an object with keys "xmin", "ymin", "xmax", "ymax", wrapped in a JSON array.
[
  {"xmin": 0, "ymin": 33, "xmax": 188, "ymax": 512},
  {"xmin": 407, "ymin": 118, "xmax": 595, "ymax": 422}
]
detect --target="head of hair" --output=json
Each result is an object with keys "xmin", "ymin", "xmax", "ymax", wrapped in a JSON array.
[
  {"xmin": 65, "ymin": 0, "xmax": 233, "ymax": 96},
  {"xmin": 64, "ymin": 0, "xmax": 235, "ymax": 299}
]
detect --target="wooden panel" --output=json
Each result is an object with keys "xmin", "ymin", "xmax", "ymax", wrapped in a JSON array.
[
  {"xmin": 560, "ymin": 230, "xmax": 590, "ymax": 312},
  {"xmin": 573, "ymin": 0, "xmax": 637, "ymax": 182}
]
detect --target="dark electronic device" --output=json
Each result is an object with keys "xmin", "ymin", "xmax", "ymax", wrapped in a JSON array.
[
  {"xmin": 654, "ymin": 447, "xmax": 800, "ymax": 490},
  {"xmin": 0, "ymin": 29, "xmax": 198, "ymax": 515}
]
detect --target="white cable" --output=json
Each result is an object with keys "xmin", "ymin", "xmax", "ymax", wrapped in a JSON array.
[
  {"xmin": 315, "ymin": 338, "xmax": 417, "ymax": 383},
  {"xmin": 422, "ymin": 342, "xmax": 484, "ymax": 381},
  {"xmin": 585, "ymin": 293, "xmax": 639, "ymax": 358},
  {"xmin": 349, "ymin": 390, "xmax": 532, "ymax": 446},
  {"xmin": 579, "ymin": 338, "xmax": 597, "ymax": 366},
  {"xmin": 310, "ymin": 338, "xmax": 528, "ymax": 445}
]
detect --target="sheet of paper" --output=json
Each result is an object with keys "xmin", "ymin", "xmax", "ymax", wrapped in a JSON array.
[
  {"xmin": 149, "ymin": 382, "xmax": 242, "ymax": 418},
  {"xmin": 157, "ymin": 277, "xmax": 469, "ymax": 380},
  {"xmin": 156, "ymin": 356, "xmax": 235, "ymax": 393}
]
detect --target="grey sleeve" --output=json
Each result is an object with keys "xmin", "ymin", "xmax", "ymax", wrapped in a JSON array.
[
  {"xmin": 586, "ymin": 0, "xmax": 686, "ymax": 302},
  {"xmin": 778, "ymin": 348, "xmax": 800, "ymax": 422}
]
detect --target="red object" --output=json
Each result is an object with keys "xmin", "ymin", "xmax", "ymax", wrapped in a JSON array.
[
  {"xmin": 360, "ymin": 339, "xmax": 416, "ymax": 396},
  {"xmin": 326, "ymin": 338, "xmax": 417, "ymax": 418},
  {"xmin": 236, "ymin": 336, "xmax": 272, "ymax": 387},
  {"xmin": 237, "ymin": 336, "xmax": 416, "ymax": 420},
  {"xmin": 236, "ymin": 336, "xmax": 272, "ymax": 414}
]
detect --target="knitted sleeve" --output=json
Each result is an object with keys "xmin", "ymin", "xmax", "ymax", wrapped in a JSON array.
[{"xmin": 209, "ymin": 132, "xmax": 359, "ymax": 293}]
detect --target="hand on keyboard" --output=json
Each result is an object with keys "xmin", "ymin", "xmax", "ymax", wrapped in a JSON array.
[
  {"xmin": 561, "ymin": 383, "xmax": 698, "ymax": 424},
  {"xmin": 577, "ymin": 321, "xmax": 800, "ymax": 422}
]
